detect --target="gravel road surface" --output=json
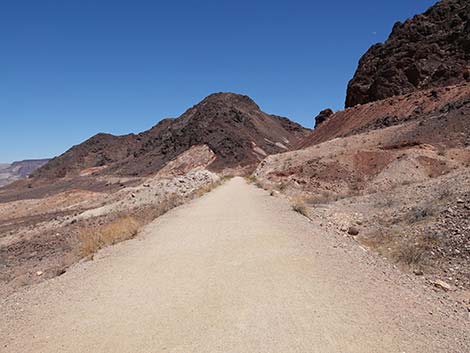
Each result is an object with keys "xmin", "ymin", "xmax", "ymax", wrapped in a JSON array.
[{"xmin": 1, "ymin": 177, "xmax": 468, "ymax": 352}]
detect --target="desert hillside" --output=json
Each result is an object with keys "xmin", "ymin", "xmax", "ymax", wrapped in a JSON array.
[
  {"xmin": 0, "ymin": 93, "xmax": 309, "ymax": 296},
  {"xmin": 1, "ymin": 1, "xmax": 470, "ymax": 351},
  {"xmin": 33, "ymin": 93, "xmax": 309, "ymax": 180},
  {"xmin": 255, "ymin": 0, "xmax": 470, "ymax": 293}
]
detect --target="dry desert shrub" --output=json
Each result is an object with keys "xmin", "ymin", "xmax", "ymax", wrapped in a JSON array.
[
  {"xmin": 244, "ymin": 175, "xmax": 257, "ymax": 184},
  {"xmin": 277, "ymin": 181, "xmax": 287, "ymax": 191},
  {"xmin": 375, "ymin": 195, "xmax": 396, "ymax": 208},
  {"xmin": 303, "ymin": 190, "xmax": 344, "ymax": 205},
  {"xmin": 406, "ymin": 203, "xmax": 436, "ymax": 224},
  {"xmin": 78, "ymin": 216, "xmax": 140, "ymax": 258},
  {"xmin": 245, "ymin": 175, "xmax": 267, "ymax": 189},
  {"xmin": 392, "ymin": 241, "xmax": 427, "ymax": 267},
  {"xmin": 437, "ymin": 186, "xmax": 452, "ymax": 200},
  {"xmin": 362, "ymin": 229, "xmax": 433, "ymax": 271},
  {"xmin": 77, "ymin": 180, "xmax": 224, "ymax": 259},
  {"xmin": 292, "ymin": 197, "xmax": 309, "ymax": 217},
  {"xmin": 193, "ymin": 178, "xmax": 225, "ymax": 197},
  {"xmin": 194, "ymin": 184, "xmax": 215, "ymax": 198}
]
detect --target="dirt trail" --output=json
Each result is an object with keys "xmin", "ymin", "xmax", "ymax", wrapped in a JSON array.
[{"xmin": 1, "ymin": 177, "xmax": 468, "ymax": 353}]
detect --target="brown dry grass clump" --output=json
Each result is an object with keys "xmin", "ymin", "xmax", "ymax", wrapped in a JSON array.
[
  {"xmin": 77, "ymin": 179, "xmax": 225, "ymax": 260},
  {"xmin": 292, "ymin": 197, "xmax": 309, "ymax": 217},
  {"xmin": 244, "ymin": 175, "xmax": 257, "ymax": 183},
  {"xmin": 78, "ymin": 216, "xmax": 140, "ymax": 259},
  {"xmin": 362, "ymin": 229, "xmax": 434, "ymax": 271},
  {"xmin": 194, "ymin": 182, "xmax": 219, "ymax": 198}
]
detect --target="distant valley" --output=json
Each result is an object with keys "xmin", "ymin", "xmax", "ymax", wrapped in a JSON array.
[{"xmin": 0, "ymin": 159, "xmax": 49, "ymax": 187}]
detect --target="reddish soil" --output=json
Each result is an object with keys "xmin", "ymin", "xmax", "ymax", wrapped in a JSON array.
[{"xmin": 303, "ymin": 84, "xmax": 470, "ymax": 147}]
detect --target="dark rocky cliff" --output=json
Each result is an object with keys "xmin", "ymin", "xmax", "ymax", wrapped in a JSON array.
[{"xmin": 346, "ymin": 0, "xmax": 470, "ymax": 107}]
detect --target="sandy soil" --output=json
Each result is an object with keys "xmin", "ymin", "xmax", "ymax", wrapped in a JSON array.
[
  {"xmin": 0, "ymin": 169, "xmax": 220, "ymax": 297},
  {"xmin": 1, "ymin": 178, "xmax": 468, "ymax": 352}
]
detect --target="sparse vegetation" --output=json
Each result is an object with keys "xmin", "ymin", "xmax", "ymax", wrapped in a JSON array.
[
  {"xmin": 305, "ymin": 190, "xmax": 342, "ymax": 205},
  {"xmin": 407, "ymin": 204, "xmax": 435, "ymax": 224},
  {"xmin": 245, "ymin": 175, "xmax": 266, "ymax": 189},
  {"xmin": 392, "ymin": 241, "xmax": 427, "ymax": 268},
  {"xmin": 292, "ymin": 198, "xmax": 309, "ymax": 217},
  {"xmin": 78, "ymin": 216, "xmax": 140, "ymax": 259},
  {"xmin": 375, "ymin": 195, "xmax": 396, "ymax": 208},
  {"xmin": 76, "ymin": 179, "xmax": 225, "ymax": 260},
  {"xmin": 192, "ymin": 178, "xmax": 227, "ymax": 198},
  {"xmin": 438, "ymin": 186, "xmax": 452, "ymax": 200},
  {"xmin": 245, "ymin": 175, "xmax": 257, "ymax": 184},
  {"xmin": 276, "ymin": 181, "xmax": 287, "ymax": 191},
  {"xmin": 362, "ymin": 229, "xmax": 432, "ymax": 271}
]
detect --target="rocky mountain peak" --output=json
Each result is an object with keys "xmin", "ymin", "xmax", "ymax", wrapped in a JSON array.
[
  {"xmin": 33, "ymin": 93, "xmax": 309, "ymax": 179},
  {"xmin": 346, "ymin": 0, "xmax": 470, "ymax": 108},
  {"xmin": 192, "ymin": 92, "xmax": 261, "ymax": 114}
]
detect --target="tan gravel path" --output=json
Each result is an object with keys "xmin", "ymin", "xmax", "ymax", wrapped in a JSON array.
[{"xmin": 1, "ymin": 177, "xmax": 468, "ymax": 352}]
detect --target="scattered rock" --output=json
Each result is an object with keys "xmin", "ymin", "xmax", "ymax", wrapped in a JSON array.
[
  {"xmin": 348, "ymin": 226, "xmax": 360, "ymax": 236},
  {"xmin": 431, "ymin": 279, "xmax": 452, "ymax": 291},
  {"xmin": 36, "ymin": 271, "xmax": 43, "ymax": 276},
  {"xmin": 55, "ymin": 268, "xmax": 66, "ymax": 276}
]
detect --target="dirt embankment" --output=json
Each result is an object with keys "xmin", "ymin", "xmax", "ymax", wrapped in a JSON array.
[
  {"xmin": 0, "ymin": 146, "xmax": 222, "ymax": 297},
  {"xmin": 255, "ymin": 84, "xmax": 470, "ymax": 291},
  {"xmin": 304, "ymin": 83, "xmax": 470, "ymax": 147}
]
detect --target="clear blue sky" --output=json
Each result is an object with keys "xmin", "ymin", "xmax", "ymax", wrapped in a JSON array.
[{"xmin": 1, "ymin": 0, "xmax": 437, "ymax": 162}]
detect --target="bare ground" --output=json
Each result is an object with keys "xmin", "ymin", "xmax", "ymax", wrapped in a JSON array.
[
  {"xmin": 1, "ymin": 177, "xmax": 469, "ymax": 352},
  {"xmin": 0, "ymin": 169, "xmax": 220, "ymax": 297}
]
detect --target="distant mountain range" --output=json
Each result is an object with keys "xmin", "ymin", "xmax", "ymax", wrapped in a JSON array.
[{"xmin": 0, "ymin": 159, "xmax": 50, "ymax": 187}]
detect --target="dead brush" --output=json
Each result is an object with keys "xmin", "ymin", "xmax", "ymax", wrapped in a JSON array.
[
  {"xmin": 78, "ymin": 216, "xmax": 140, "ymax": 259},
  {"xmin": 194, "ymin": 184, "xmax": 215, "ymax": 198},
  {"xmin": 437, "ymin": 186, "xmax": 452, "ymax": 200},
  {"xmin": 158, "ymin": 193, "xmax": 183, "ymax": 214},
  {"xmin": 362, "ymin": 228, "xmax": 432, "ymax": 271},
  {"xmin": 391, "ymin": 241, "xmax": 427, "ymax": 268},
  {"xmin": 193, "ymin": 179, "xmax": 224, "ymax": 198},
  {"xmin": 375, "ymin": 195, "xmax": 396, "ymax": 208},
  {"xmin": 292, "ymin": 197, "xmax": 309, "ymax": 217},
  {"xmin": 406, "ymin": 203, "xmax": 436, "ymax": 224},
  {"xmin": 306, "ymin": 190, "xmax": 342, "ymax": 205},
  {"xmin": 245, "ymin": 175, "xmax": 257, "ymax": 184},
  {"xmin": 77, "ymin": 180, "xmax": 226, "ymax": 259}
]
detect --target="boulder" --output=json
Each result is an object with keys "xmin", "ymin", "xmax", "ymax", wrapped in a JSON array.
[{"xmin": 314, "ymin": 109, "xmax": 334, "ymax": 127}]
